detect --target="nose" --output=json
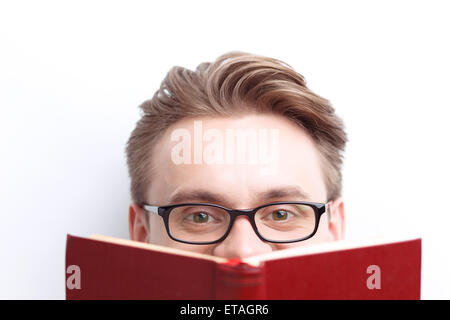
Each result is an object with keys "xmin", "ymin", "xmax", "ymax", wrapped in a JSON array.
[{"xmin": 212, "ymin": 216, "xmax": 273, "ymax": 259}]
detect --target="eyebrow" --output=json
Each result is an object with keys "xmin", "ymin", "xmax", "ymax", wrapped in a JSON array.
[
  {"xmin": 256, "ymin": 186, "xmax": 311, "ymax": 201},
  {"xmin": 168, "ymin": 189, "xmax": 228, "ymax": 205},
  {"xmin": 167, "ymin": 185, "xmax": 311, "ymax": 206}
]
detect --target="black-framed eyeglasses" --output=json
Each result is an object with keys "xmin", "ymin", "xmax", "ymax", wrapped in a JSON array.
[{"xmin": 141, "ymin": 201, "xmax": 331, "ymax": 245}]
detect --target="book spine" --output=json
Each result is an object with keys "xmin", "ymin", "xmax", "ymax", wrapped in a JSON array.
[{"xmin": 214, "ymin": 259, "xmax": 266, "ymax": 300}]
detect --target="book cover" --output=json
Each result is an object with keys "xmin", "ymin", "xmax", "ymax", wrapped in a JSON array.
[{"xmin": 65, "ymin": 234, "xmax": 421, "ymax": 300}]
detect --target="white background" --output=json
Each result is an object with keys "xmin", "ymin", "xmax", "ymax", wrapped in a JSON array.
[{"xmin": 1, "ymin": 1, "xmax": 449, "ymax": 299}]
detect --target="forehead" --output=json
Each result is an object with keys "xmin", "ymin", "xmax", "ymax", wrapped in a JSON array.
[{"xmin": 148, "ymin": 114, "xmax": 327, "ymax": 206}]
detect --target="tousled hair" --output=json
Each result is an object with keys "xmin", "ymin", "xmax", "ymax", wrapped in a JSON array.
[{"xmin": 126, "ymin": 51, "xmax": 347, "ymax": 204}]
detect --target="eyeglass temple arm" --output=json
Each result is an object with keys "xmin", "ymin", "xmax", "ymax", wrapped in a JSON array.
[
  {"xmin": 325, "ymin": 201, "xmax": 333, "ymax": 224},
  {"xmin": 142, "ymin": 204, "xmax": 159, "ymax": 215},
  {"xmin": 141, "ymin": 205, "xmax": 159, "ymax": 232}
]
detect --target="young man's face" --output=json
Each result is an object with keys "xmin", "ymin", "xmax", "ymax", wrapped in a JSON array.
[{"xmin": 129, "ymin": 113, "xmax": 345, "ymax": 258}]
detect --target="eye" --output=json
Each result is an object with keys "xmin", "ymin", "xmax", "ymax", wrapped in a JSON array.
[
  {"xmin": 271, "ymin": 210, "xmax": 290, "ymax": 221},
  {"xmin": 192, "ymin": 212, "xmax": 210, "ymax": 223},
  {"xmin": 184, "ymin": 211, "xmax": 222, "ymax": 224}
]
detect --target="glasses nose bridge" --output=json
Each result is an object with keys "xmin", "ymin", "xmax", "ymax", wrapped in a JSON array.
[{"xmin": 229, "ymin": 208, "xmax": 258, "ymax": 219}]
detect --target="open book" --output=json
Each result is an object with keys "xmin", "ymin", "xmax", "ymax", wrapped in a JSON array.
[{"xmin": 65, "ymin": 234, "xmax": 421, "ymax": 300}]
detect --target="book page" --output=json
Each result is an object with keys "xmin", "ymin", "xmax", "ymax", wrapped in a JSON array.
[
  {"xmin": 243, "ymin": 235, "xmax": 422, "ymax": 265},
  {"xmin": 89, "ymin": 234, "xmax": 228, "ymax": 264}
]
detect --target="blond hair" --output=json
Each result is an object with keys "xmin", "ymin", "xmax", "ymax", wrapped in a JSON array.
[{"xmin": 126, "ymin": 52, "xmax": 347, "ymax": 203}]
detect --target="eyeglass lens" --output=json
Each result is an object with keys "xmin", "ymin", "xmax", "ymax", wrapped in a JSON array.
[{"xmin": 167, "ymin": 203, "xmax": 316, "ymax": 243}]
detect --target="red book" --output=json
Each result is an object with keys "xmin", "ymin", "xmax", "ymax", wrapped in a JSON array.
[{"xmin": 65, "ymin": 234, "xmax": 421, "ymax": 300}]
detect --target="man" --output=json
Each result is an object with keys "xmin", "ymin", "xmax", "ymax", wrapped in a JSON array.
[{"xmin": 126, "ymin": 51, "xmax": 347, "ymax": 259}]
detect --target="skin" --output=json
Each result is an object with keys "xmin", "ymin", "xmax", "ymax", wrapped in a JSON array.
[{"xmin": 129, "ymin": 113, "xmax": 345, "ymax": 259}]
